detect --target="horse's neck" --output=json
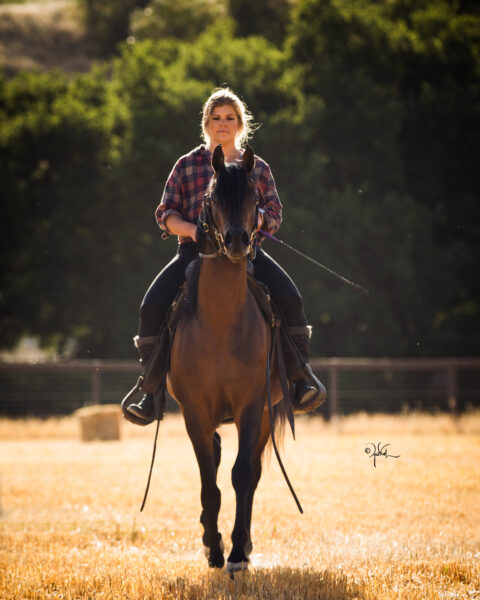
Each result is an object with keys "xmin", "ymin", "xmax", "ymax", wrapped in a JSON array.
[{"xmin": 197, "ymin": 257, "xmax": 249, "ymax": 334}]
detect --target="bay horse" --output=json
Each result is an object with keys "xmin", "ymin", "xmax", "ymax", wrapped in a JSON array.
[{"xmin": 166, "ymin": 144, "xmax": 285, "ymax": 573}]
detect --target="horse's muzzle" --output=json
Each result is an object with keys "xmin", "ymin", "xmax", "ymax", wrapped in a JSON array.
[{"xmin": 224, "ymin": 228, "xmax": 250, "ymax": 261}]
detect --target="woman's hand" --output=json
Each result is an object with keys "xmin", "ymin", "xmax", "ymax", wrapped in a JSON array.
[
  {"xmin": 165, "ymin": 214, "xmax": 198, "ymax": 241},
  {"xmin": 257, "ymin": 209, "xmax": 264, "ymax": 232}
]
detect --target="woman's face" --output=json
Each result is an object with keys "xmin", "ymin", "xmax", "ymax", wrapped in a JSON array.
[{"xmin": 207, "ymin": 104, "xmax": 241, "ymax": 149}]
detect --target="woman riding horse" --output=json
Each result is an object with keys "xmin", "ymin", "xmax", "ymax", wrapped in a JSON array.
[{"xmin": 126, "ymin": 87, "xmax": 325, "ymax": 422}]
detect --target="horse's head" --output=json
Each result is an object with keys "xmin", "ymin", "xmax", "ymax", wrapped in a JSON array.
[{"xmin": 202, "ymin": 145, "xmax": 259, "ymax": 263}]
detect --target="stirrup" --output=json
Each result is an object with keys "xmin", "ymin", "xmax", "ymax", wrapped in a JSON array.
[{"xmin": 121, "ymin": 376, "xmax": 156, "ymax": 426}]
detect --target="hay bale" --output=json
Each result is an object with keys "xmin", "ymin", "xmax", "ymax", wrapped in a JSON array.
[{"xmin": 75, "ymin": 404, "xmax": 121, "ymax": 442}]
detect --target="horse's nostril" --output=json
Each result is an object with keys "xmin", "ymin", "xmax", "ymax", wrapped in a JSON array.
[{"xmin": 225, "ymin": 228, "xmax": 248, "ymax": 251}]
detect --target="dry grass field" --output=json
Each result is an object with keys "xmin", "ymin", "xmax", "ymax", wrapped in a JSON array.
[{"xmin": 1, "ymin": 412, "xmax": 479, "ymax": 599}]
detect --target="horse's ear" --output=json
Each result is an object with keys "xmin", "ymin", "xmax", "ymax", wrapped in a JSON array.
[
  {"xmin": 243, "ymin": 145, "xmax": 255, "ymax": 174},
  {"xmin": 212, "ymin": 145, "xmax": 225, "ymax": 173}
]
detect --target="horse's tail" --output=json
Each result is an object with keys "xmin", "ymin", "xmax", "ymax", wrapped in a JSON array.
[
  {"xmin": 264, "ymin": 398, "xmax": 288, "ymax": 461},
  {"xmin": 271, "ymin": 400, "xmax": 288, "ymax": 447}
]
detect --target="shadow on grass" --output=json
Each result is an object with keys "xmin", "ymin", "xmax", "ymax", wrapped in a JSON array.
[{"xmin": 167, "ymin": 567, "xmax": 367, "ymax": 600}]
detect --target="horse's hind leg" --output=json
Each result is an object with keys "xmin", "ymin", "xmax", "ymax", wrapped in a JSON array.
[
  {"xmin": 201, "ymin": 432, "xmax": 224, "ymax": 558},
  {"xmin": 184, "ymin": 416, "xmax": 224, "ymax": 568},
  {"xmin": 227, "ymin": 402, "xmax": 264, "ymax": 572}
]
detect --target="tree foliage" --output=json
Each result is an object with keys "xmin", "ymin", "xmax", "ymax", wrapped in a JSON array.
[
  {"xmin": 1, "ymin": 0, "xmax": 479, "ymax": 358},
  {"xmin": 228, "ymin": 0, "xmax": 293, "ymax": 46},
  {"xmin": 130, "ymin": 0, "xmax": 228, "ymax": 43},
  {"xmin": 81, "ymin": 0, "xmax": 150, "ymax": 52}
]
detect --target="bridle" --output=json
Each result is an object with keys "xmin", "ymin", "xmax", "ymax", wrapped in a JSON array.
[{"xmin": 199, "ymin": 179, "xmax": 259, "ymax": 262}]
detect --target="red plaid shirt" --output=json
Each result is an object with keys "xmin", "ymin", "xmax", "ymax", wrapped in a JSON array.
[{"xmin": 156, "ymin": 145, "xmax": 282, "ymax": 244}]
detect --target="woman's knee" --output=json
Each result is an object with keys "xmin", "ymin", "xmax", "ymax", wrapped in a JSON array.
[
  {"xmin": 139, "ymin": 296, "xmax": 166, "ymax": 334},
  {"xmin": 140, "ymin": 296, "xmax": 162, "ymax": 321}
]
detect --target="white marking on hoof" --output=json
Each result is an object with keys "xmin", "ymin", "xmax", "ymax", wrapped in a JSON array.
[{"xmin": 226, "ymin": 560, "xmax": 249, "ymax": 574}]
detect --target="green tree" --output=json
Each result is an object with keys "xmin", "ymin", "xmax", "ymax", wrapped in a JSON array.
[
  {"xmin": 81, "ymin": 0, "xmax": 150, "ymax": 53},
  {"xmin": 130, "ymin": 0, "xmax": 227, "ymax": 42},
  {"xmin": 283, "ymin": 0, "xmax": 480, "ymax": 356},
  {"xmin": 2, "ymin": 0, "xmax": 479, "ymax": 359},
  {"xmin": 228, "ymin": 0, "xmax": 293, "ymax": 46},
  {"xmin": 0, "ymin": 68, "xmax": 125, "ymax": 353}
]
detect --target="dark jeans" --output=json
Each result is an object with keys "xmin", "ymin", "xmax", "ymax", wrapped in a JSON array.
[{"xmin": 139, "ymin": 243, "xmax": 307, "ymax": 336}]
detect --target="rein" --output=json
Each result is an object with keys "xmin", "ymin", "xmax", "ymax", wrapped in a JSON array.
[
  {"xmin": 259, "ymin": 230, "xmax": 370, "ymax": 296},
  {"xmin": 266, "ymin": 323, "xmax": 303, "ymax": 514}
]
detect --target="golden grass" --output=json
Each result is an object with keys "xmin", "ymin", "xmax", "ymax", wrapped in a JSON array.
[
  {"xmin": 2, "ymin": 410, "xmax": 480, "ymax": 440},
  {"xmin": 1, "ymin": 413, "xmax": 479, "ymax": 599}
]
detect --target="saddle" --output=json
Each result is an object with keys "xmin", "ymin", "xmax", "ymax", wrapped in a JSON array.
[{"xmin": 121, "ymin": 271, "xmax": 300, "ymax": 432}]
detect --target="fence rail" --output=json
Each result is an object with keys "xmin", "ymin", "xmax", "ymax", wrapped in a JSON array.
[
  {"xmin": 310, "ymin": 357, "xmax": 480, "ymax": 417},
  {"xmin": 1, "ymin": 358, "xmax": 479, "ymax": 418}
]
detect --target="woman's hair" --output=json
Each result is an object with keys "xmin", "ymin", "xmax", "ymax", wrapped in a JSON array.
[{"xmin": 201, "ymin": 88, "xmax": 258, "ymax": 148}]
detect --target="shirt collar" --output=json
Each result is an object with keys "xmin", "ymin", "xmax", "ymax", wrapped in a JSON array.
[{"xmin": 199, "ymin": 144, "xmax": 211, "ymax": 159}]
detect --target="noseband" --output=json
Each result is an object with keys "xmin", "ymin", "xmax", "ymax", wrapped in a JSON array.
[{"xmin": 199, "ymin": 181, "xmax": 259, "ymax": 261}]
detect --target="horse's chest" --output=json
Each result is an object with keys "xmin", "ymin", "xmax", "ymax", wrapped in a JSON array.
[{"xmin": 172, "ymin": 319, "xmax": 266, "ymax": 378}]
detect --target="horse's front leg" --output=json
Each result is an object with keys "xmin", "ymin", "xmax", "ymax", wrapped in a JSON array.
[
  {"xmin": 201, "ymin": 432, "xmax": 225, "ymax": 559},
  {"xmin": 184, "ymin": 413, "xmax": 224, "ymax": 568},
  {"xmin": 228, "ymin": 401, "xmax": 264, "ymax": 573},
  {"xmin": 244, "ymin": 411, "xmax": 271, "ymax": 558}
]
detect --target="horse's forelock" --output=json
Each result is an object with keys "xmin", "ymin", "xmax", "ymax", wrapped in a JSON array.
[{"xmin": 214, "ymin": 164, "xmax": 248, "ymax": 217}]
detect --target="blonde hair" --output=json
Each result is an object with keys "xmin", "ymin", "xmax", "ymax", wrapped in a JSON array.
[{"xmin": 201, "ymin": 88, "xmax": 257, "ymax": 148}]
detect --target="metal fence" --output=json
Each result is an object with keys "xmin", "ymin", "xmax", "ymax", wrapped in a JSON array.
[{"xmin": 0, "ymin": 358, "xmax": 479, "ymax": 418}]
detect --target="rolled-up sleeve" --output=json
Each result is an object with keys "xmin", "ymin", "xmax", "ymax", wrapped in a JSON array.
[
  {"xmin": 257, "ymin": 161, "xmax": 282, "ymax": 235},
  {"xmin": 155, "ymin": 160, "xmax": 183, "ymax": 239}
]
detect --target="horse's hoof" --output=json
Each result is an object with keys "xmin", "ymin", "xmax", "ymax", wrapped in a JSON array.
[
  {"xmin": 209, "ymin": 555, "xmax": 225, "ymax": 569},
  {"xmin": 226, "ymin": 560, "xmax": 249, "ymax": 575}
]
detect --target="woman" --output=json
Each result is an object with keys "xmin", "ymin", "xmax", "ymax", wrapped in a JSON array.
[{"xmin": 126, "ymin": 88, "xmax": 325, "ymax": 421}]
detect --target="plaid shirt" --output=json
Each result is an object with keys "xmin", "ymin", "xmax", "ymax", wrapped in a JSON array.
[{"xmin": 156, "ymin": 145, "xmax": 282, "ymax": 244}]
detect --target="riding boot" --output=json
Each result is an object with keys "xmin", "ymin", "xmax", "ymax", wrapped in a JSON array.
[
  {"xmin": 125, "ymin": 335, "xmax": 157, "ymax": 421},
  {"xmin": 288, "ymin": 326, "xmax": 326, "ymax": 414}
]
